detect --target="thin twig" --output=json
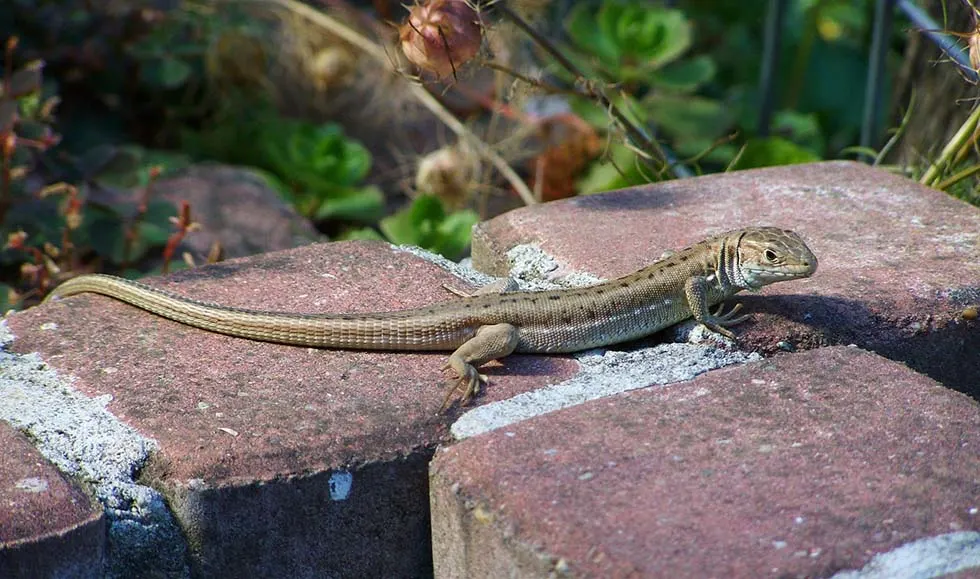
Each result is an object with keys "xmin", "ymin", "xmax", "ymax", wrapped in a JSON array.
[{"xmin": 874, "ymin": 90, "xmax": 914, "ymax": 166}]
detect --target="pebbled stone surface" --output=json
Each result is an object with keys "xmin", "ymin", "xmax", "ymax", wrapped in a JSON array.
[
  {"xmin": 430, "ymin": 346, "xmax": 980, "ymax": 578},
  {"xmin": 5, "ymin": 240, "xmax": 577, "ymax": 577},
  {"xmin": 471, "ymin": 161, "xmax": 980, "ymax": 398},
  {"xmin": 0, "ymin": 422, "xmax": 105, "ymax": 578}
]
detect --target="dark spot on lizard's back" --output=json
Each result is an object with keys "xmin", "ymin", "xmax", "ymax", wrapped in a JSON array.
[
  {"xmin": 341, "ymin": 316, "xmax": 354, "ymax": 321},
  {"xmin": 548, "ymin": 295, "xmax": 562, "ymax": 301},
  {"xmin": 483, "ymin": 303, "xmax": 492, "ymax": 309},
  {"xmin": 620, "ymin": 282, "xmax": 630, "ymax": 288},
  {"xmin": 595, "ymin": 289, "xmax": 605, "ymax": 295},
  {"xmin": 677, "ymin": 254, "xmax": 689, "ymax": 262}
]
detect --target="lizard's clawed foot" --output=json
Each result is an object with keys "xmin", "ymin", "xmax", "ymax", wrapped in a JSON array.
[
  {"xmin": 702, "ymin": 302, "xmax": 751, "ymax": 339},
  {"xmin": 438, "ymin": 362, "xmax": 489, "ymax": 412},
  {"xmin": 713, "ymin": 302, "xmax": 748, "ymax": 323}
]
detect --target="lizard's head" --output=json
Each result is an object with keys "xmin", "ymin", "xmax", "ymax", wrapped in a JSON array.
[{"xmin": 734, "ymin": 227, "xmax": 817, "ymax": 290}]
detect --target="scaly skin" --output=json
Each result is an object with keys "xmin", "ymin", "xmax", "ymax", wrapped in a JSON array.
[{"xmin": 45, "ymin": 227, "xmax": 818, "ymax": 407}]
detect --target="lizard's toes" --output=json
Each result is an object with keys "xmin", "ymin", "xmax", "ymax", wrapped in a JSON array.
[
  {"xmin": 438, "ymin": 366, "xmax": 489, "ymax": 412},
  {"xmin": 458, "ymin": 368, "xmax": 488, "ymax": 405}
]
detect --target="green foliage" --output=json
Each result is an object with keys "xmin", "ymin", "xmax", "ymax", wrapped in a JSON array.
[
  {"xmin": 0, "ymin": 44, "xmax": 64, "ymax": 256},
  {"xmin": 730, "ymin": 137, "xmax": 821, "ymax": 171},
  {"xmin": 0, "ymin": 39, "xmax": 182, "ymax": 307},
  {"xmin": 575, "ymin": 143, "xmax": 650, "ymax": 194},
  {"xmin": 262, "ymin": 122, "xmax": 384, "ymax": 222},
  {"xmin": 566, "ymin": 2, "xmax": 692, "ymax": 83},
  {"xmin": 564, "ymin": 0, "xmax": 888, "ymax": 191},
  {"xmin": 379, "ymin": 195, "xmax": 478, "ymax": 261},
  {"xmin": 181, "ymin": 101, "xmax": 384, "ymax": 224}
]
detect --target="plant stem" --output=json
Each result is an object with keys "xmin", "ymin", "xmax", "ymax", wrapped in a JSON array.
[
  {"xmin": 934, "ymin": 161, "xmax": 980, "ymax": 191},
  {"xmin": 920, "ymin": 103, "xmax": 980, "ymax": 187}
]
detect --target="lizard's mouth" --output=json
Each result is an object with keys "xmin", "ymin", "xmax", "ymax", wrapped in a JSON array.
[{"xmin": 741, "ymin": 263, "xmax": 816, "ymax": 289}]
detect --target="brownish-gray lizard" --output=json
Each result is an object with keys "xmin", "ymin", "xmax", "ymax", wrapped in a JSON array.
[{"xmin": 45, "ymin": 226, "xmax": 817, "ymax": 407}]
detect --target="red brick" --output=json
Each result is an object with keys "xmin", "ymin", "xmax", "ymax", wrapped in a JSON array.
[
  {"xmin": 472, "ymin": 161, "xmax": 980, "ymax": 396},
  {"xmin": 0, "ymin": 422, "xmax": 104, "ymax": 578},
  {"xmin": 430, "ymin": 346, "xmax": 980, "ymax": 578},
  {"xmin": 6, "ymin": 240, "xmax": 577, "ymax": 576}
]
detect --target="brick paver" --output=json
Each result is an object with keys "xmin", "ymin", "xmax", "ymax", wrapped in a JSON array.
[
  {"xmin": 430, "ymin": 346, "xmax": 980, "ymax": 578},
  {"xmin": 3, "ymin": 161, "xmax": 978, "ymax": 577},
  {"xmin": 473, "ymin": 161, "xmax": 980, "ymax": 397},
  {"xmin": 0, "ymin": 422, "xmax": 105, "ymax": 578},
  {"xmin": 5, "ymin": 240, "xmax": 576, "ymax": 577}
]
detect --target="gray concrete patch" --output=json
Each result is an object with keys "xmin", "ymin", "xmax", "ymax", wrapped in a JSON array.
[
  {"xmin": 0, "ymin": 321, "xmax": 189, "ymax": 579},
  {"xmin": 831, "ymin": 532, "xmax": 980, "ymax": 579},
  {"xmin": 503, "ymin": 243, "xmax": 603, "ymax": 290},
  {"xmin": 452, "ymin": 344, "xmax": 760, "ymax": 439},
  {"xmin": 395, "ymin": 244, "xmax": 499, "ymax": 289},
  {"xmin": 396, "ymin": 242, "xmax": 602, "ymax": 293}
]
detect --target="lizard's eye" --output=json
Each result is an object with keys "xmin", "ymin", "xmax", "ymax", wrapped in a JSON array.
[{"xmin": 764, "ymin": 249, "xmax": 778, "ymax": 262}]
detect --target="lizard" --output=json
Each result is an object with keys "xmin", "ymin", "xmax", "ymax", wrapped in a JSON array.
[{"xmin": 44, "ymin": 226, "xmax": 817, "ymax": 408}]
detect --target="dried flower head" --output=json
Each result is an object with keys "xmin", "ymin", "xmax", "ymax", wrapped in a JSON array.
[
  {"xmin": 399, "ymin": 0, "xmax": 482, "ymax": 78},
  {"xmin": 415, "ymin": 142, "xmax": 479, "ymax": 209}
]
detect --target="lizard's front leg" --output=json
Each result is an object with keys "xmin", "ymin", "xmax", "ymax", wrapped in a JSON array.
[
  {"xmin": 684, "ymin": 276, "xmax": 750, "ymax": 339},
  {"xmin": 440, "ymin": 323, "xmax": 520, "ymax": 410}
]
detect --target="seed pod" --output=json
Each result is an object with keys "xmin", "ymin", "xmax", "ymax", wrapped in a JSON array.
[{"xmin": 399, "ymin": 0, "xmax": 482, "ymax": 78}]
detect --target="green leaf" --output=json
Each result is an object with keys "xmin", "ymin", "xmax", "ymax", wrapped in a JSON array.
[
  {"xmin": 798, "ymin": 40, "xmax": 869, "ymax": 134},
  {"xmin": 575, "ymin": 144, "xmax": 650, "ymax": 195},
  {"xmin": 644, "ymin": 94, "xmax": 732, "ymax": 140},
  {"xmin": 140, "ymin": 200, "xmax": 179, "ymax": 245},
  {"xmin": 84, "ymin": 210, "xmax": 127, "ymax": 263},
  {"xmin": 379, "ymin": 195, "xmax": 476, "ymax": 259},
  {"xmin": 82, "ymin": 199, "xmax": 176, "ymax": 264},
  {"xmin": 7, "ymin": 61, "xmax": 43, "ymax": 98},
  {"xmin": 432, "ymin": 209, "xmax": 479, "ymax": 258},
  {"xmin": 566, "ymin": 3, "xmax": 621, "ymax": 64},
  {"xmin": 651, "ymin": 55, "xmax": 716, "ymax": 92},
  {"xmin": 84, "ymin": 145, "xmax": 144, "ymax": 185},
  {"xmin": 140, "ymin": 150, "xmax": 193, "ymax": 176},
  {"xmin": 337, "ymin": 227, "xmax": 385, "ymax": 241},
  {"xmin": 0, "ymin": 100, "xmax": 17, "ymax": 133},
  {"xmin": 729, "ymin": 137, "xmax": 821, "ymax": 171},
  {"xmin": 141, "ymin": 57, "xmax": 193, "ymax": 89},
  {"xmin": 312, "ymin": 186, "xmax": 385, "ymax": 222},
  {"xmin": 381, "ymin": 195, "xmax": 444, "ymax": 246},
  {"xmin": 672, "ymin": 137, "xmax": 738, "ymax": 166},
  {"xmin": 568, "ymin": 3, "xmax": 693, "ymax": 79},
  {"xmin": 771, "ymin": 111, "xmax": 825, "ymax": 156},
  {"xmin": 264, "ymin": 122, "xmax": 372, "ymax": 191},
  {"xmin": 611, "ymin": 5, "xmax": 691, "ymax": 68}
]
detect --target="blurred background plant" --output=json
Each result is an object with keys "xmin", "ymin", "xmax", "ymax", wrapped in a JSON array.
[{"xmin": 0, "ymin": 0, "xmax": 976, "ymax": 311}]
